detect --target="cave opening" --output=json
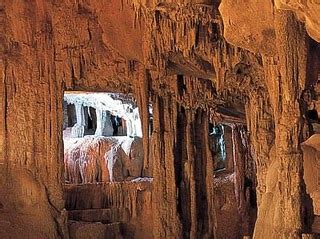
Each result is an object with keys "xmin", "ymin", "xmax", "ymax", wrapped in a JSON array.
[
  {"xmin": 62, "ymin": 91, "xmax": 153, "ymax": 238},
  {"xmin": 63, "ymin": 91, "xmax": 149, "ymax": 183},
  {"xmin": 209, "ymin": 123, "xmax": 227, "ymax": 171},
  {"xmin": 300, "ymin": 39, "xmax": 320, "ymax": 141},
  {"xmin": 211, "ymin": 121, "xmax": 258, "ymax": 238}
]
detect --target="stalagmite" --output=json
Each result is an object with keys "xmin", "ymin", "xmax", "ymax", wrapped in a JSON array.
[
  {"xmin": 71, "ymin": 103, "xmax": 86, "ymax": 138},
  {"xmin": 95, "ymin": 110, "xmax": 114, "ymax": 137}
]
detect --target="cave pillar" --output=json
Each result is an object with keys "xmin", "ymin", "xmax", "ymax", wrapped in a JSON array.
[
  {"xmin": 232, "ymin": 125, "xmax": 246, "ymax": 227},
  {"xmin": 224, "ymin": 124, "xmax": 234, "ymax": 172},
  {"xmin": 71, "ymin": 103, "xmax": 85, "ymax": 138},
  {"xmin": 247, "ymin": 92, "xmax": 275, "ymax": 238},
  {"xmin": 95, "ymin": 110, "xmax": 114, "ymax": 136},
  {"xmin": 125, "ymin": 116, "xmax": 135, "ymax": 137},
  {"xmin": 188, "ymin": 107, "xmax": 215, "ymax": 238},
  {"xmin": 254, "ymin": 11, "xmax": 307, "ymax": 238},
  {"xmin": 132, "ymin": 64, "xmax": 151, "ymax": 176},
  {"xmin": 273, "ymin": 10, "xmax": 307, "ymax": 237},
  {"xmin": 63, "ymin": 101, "xmax": 68, "ymax": 130},
  {"xmin": 151, "ymin": 75, "xmax": 215, "ymax": 238},
  {"xmin": 151, "ymin": 93, "xmax": 182, "ymax": 238},
  {"xmin": 0, "ymin": 60, "xmax": 5, "ymax": 166},
  {"xmin": 152, "ymin": 103, "xmax": 215, "ymax": 238}
]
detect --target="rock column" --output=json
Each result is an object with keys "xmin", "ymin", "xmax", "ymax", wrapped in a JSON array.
[
  {"xmin": 71, "ymin": 103, "xmax": 85, "ymax": 138},
  {"xmin": 95, "ymin": 110, "xmax": 114, "ymax": 136}
]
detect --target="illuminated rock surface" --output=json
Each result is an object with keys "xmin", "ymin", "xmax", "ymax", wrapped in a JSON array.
[{"xmin": 1, "ymin": 0, "xmax": 320, "ymax": 238}]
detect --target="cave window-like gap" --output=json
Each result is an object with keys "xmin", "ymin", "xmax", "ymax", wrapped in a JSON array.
[
  {"xmin": 87, "ymin": 112, "xmax": 94, "ymax": 129},
  {"xmin": 209, "ymin": 123, "xmax": 227, "ymax": 171},
  {"xmin": 210, "ymin": 22, "xmax": 220, "ymax": 43},
  {"xmin": 149, "ymin": 104, "xmax": 153, "ymax": 136},
  {"xmin": 62, "ymin": 91, "xmax": 150, "ymax": 185},
  {"xmin": 60, "ymin": 89, "xmax": 153, "ymax": 235},
  {"xmin": 304, "ymin": 39, "xmax": 320, "ymax": 138},
  {"xmin": 84, "ymin": 106, "xmax": 97, "ymax": 136},
  {"xmin": 67, "ymin": 103, "xmax": 77, "ymax": 127},
  {"xmin": 306, "ymin": 37, "xmax": 320, "ymax": 89},
  {"xmin": 110, "ymin": 114, "xmax": 123, "ymax": 136}
]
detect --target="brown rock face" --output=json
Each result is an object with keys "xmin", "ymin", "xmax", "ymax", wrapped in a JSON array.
[
  {"xmin": 275, "ymin": 0, "xmax": 320, "ymax": 43},
  {"xmin": 302, "ymin": 135, "xmax": 320, "ymax": 215},
  {"xmin": 79, "ymin": 0, "xmax": 145, "ymax": 61},
  {"xmin": 219, "ymin": 0, "xmax": 277, "ymax": 56},
  {"xmin": 219, "ymin": 0, "xmax": 317, "ymax": 237},
  {"xmin": 65, "ymin": 181, "xmax": 153, "ymax": 239},
  {"xmin": 122, "ymin": 137, "xmax": 144, "ymax": 178},
  {"xmin": 2, "ymin": 0, "xmax": 320, "ymax": 238}
]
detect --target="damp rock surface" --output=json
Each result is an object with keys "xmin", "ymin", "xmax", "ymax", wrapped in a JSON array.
[
  {"xmin": 64, "ymin": 136, "xmax": 144, "ymax": 183},
  {"xmin": 1, "ymin": 0, "xmax": 319, "ymax": 238}
]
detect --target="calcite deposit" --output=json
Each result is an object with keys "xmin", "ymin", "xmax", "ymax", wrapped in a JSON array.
[
  {"xmin": 64, "ymin": 136, "xmax": 144, "ymax": 183},
  {"xmin": 1, "ymin": 0, "xmax": 320, "ymax": 238}
]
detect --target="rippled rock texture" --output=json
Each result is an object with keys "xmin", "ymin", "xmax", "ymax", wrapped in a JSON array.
[
  {"xmin": 64, "ymin": 136, "xmax": 144, "ymax": 183},
  {"xmin": 1, "ymin": 0, "xmax": 320, "ymax": 238}
]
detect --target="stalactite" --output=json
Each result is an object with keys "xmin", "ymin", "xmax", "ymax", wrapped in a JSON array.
[
  {"xmin": 132, "ymin": 63, "xmax": 151, "ymax": 177},
  {"xmin": 245, "ymin": 91, "xmax": 274, "ymax": 206},
  {"xmin": 151, "ymin": 73, "xmax": 216, "ymax": 238},
  {"xmin": 151, "ymin": 91, "xmax": 182, "ymax": 238},
  {"xmin": 232, "ymin": 124, "xmax": 257, "ymax": 236}
]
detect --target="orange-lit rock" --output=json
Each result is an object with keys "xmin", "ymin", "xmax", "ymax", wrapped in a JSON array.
[
  {"xmin": 275, "ymin": 0, "xmax": 320, "ymax": 43},
  {"xmin": 219, "ymin": 0, "xmax": 276, "ymax": 56},
  {"xmin": 1, "ymin": 0, "xmax": 320, "ymax": 238},
  {"xmin": 302, "ymin": 134, "xmax": 320, "ymax": 215}
]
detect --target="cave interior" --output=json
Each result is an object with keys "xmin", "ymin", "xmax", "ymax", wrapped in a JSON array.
[{"xmin": 1, "ymin": 0, "xmax": 320, "ymax": 238}]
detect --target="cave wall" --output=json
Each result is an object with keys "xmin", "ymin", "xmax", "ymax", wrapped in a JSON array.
[
  {"xmin": 213, "ymin": 124, "xmax": 257, "ymax": 238},
  {"xmin": 275, "ymin": 0, "xmax": 320, "ymax": 43},
  {"xmin": 1, "ymin": 0, "xmax": 319, "ymax": 238},
  {"xmin": 150, "ymin": 74, "xmax": 218, "ymax": 237},
  {"xmin": 65, "ymin": 181, "xmax": 152, "ymax": 239},
  {"xmin": 0, "ymin": 45, "xmax": 5, "ymax": 198},
  {"xmin": 0, "ymin": 1, "xmax": 144, "ymax": 238},
  {"xmin": 219, "ymin": 1, "xmax": 311, "ymax": 236},
  {"xmin": 258, "ymin": 12, "xmax": 307, "ymax": 238},
  {"xmin": 0, "ymin": 1, "xmax": 66, "ymax": 237}
]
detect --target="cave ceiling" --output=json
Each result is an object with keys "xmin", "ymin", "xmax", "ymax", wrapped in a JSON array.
[{"xmin": 1, "ymin": 0, "xmax": 319, "ymax": 120}]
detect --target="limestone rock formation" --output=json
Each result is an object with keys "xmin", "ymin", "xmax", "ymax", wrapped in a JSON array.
[
  {"xmin": 65, "ymin": 180, "xmax": 152, "ymax": 239},
  {"xmin": 302, "ymin": 134, "xmax": 320, "ymax": 215},
  {"xmin": 1, "ymin": 0, "xmax": 320, "ymax": 238},
  {"xmin": 219, "ymin": 0, "xmax": 276, "ymax": 56},
  {"xmin": 275, "ymin": 0, "xmax": 320, "ymax": 43},
  {"xmin": 64, "ymin": 136, "xmax": 144, "ymax": 183}
]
